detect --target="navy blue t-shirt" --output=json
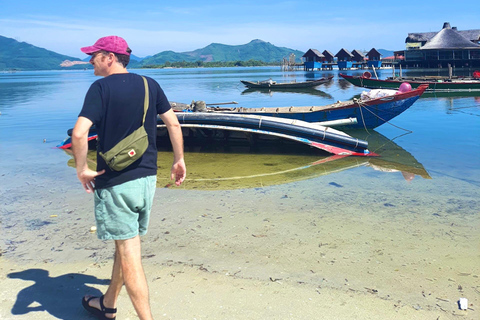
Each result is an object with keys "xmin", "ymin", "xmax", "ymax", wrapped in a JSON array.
[{"xmin": 79, "ymin": 73, "xmax": 171, "ymax": 189}]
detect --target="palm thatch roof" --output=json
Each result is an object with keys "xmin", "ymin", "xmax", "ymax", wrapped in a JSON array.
[
  {"xmin": 421, "ymin": 24, "xmax": 480, "ymax": 49},
  {"xmin": 335, "ymin": 48, "xmax": 353, "ymax": 60},
  {"xmin": 302, "ymin": 49, "xmax": 324, "ymax": 58},
  {"xmin": 367, "ymin": 48, "xmax": 382, "ymax": 56},
  {"xmin": 322, "ymin": 50, "xmax": 335, "ymax": 59},
  {"xmin": 352, "ymin": 49, "xmax": 365, "ymax": 57},
  {"xmin": 406, "ymin": 22, "xmax": 480, "ymax": 45}
]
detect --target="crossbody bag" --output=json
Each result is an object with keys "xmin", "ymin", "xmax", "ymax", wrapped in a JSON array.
[{"xmin": 99, "ymin": 76, "xmax": 150, "ymax": 171}]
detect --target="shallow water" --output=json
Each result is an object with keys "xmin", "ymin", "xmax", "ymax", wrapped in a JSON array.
[{"xmin": 1, "ymin": 67, "xmax": 479, "ymax": 317}]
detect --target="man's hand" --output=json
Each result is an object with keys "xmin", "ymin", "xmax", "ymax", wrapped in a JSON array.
[
  {"xmin": 77, "ymin": 169, "xmax": 105, "ymax": 193},
  {"xmin": 171, "ymin": 158, "xmax": 186, "ymax": 186},
  {"xmin": 160, "ymin": 109, "xmax": 186, "ymax": 186}
]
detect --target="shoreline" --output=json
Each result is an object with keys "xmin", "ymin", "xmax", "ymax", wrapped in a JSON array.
[
  {"xmin": 2, "ymin": 259, "xmax": 472, "ymax": 320},
  {"xmin": 1, "ymin": 172, "xmax": 478, "ymax": 319}
]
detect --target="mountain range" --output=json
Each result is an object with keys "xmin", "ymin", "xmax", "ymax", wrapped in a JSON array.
[
  {"xmin": 0, "ymin": 35, "xmax": 395, "ymax": 70},
  {"xmin": 0, "ymin": 35, "xmax": 88, "ymax": 70},
  {"xmin": 140, "ymin": 40, "xmax": 305, "ymax": 66}
]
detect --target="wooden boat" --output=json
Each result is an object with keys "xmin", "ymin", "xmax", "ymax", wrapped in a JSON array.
[
  {"xmin": 173, "ymin": 84, "xmax": 428, "ymax": 129},
  {"xmin": 240, "ymin": 76, "xmax": 333, "ymax": 89},
  {"xmin": 340, "ymin": 72, "xmax": 480, "ymax": 92},
  {"xmin": 58, "ymin": 113, "xmax": 376, "ymax": 157}
]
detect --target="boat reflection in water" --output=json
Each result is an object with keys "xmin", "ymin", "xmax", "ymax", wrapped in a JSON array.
[
  {"xmin": 347, "ymin": 129, "xmax": 431, "ymax": 181},
  {"xmin": 241, "ymin": 87, "xmax": 333, "ymax": 99},
  {"xmin": 421, "ymin": 90, "xmax": 480, "ymax": 99},
  {"xmin": 64, "ymin": 130, "xmax": 430, "ymax": 190}
]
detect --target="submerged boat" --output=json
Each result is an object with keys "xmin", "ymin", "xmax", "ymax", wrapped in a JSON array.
[
  {"xmin": 340, "ymin": 71, "xmax": 480, "ymax": 92},
  {"xmin": 173, "ymin": 84, "xmax": 428, "ymax": 129},
  {"xmin": 240, "ymin": 76, "xmax": 333, "ymax": 89},
  {"xmin": 62, "ymin": 130, "xmax": 429, "ymax": 190},
  {"xmin": 58, "ymin": 113, "xmax": 376, "ymax": 157}
]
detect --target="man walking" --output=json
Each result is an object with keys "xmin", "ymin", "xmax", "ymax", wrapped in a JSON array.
[{"xmin": 72, "ymin": 35, "xmax": 186, "ymax": 320}]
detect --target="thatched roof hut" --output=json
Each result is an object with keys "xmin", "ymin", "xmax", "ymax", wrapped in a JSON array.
[
  {"xmin": 351, "ymin": 49, "xmax": 365, "ymax": 62},
  {"xmin": 421, "ymin": 24, "xmax": 480, "ymax": 49},
  {"xmin": 406, "ymin": 22, "xmax": 480, "ymax": 48},
  {"xmin": 335, "ymin": 48, "xmax": 353, "ymax": 61},
  {"xmin": 367, "ymin": 48, "xmax": 382, "ymax": 61},
  {"xmin": 302, "ymin": 49, "xmax": 325, "ymax": 62},
  {"xmin": 322, "ymin": 50, "xmax": 335, "ymax": 63}
]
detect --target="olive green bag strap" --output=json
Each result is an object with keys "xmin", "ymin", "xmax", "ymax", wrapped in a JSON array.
[
  {"xmin": 98, "ymin": 76, "xmax": 150, "ymax": 171},
  {"xmin": 140, "ymin": 76, "xmax": 149, "ymax": 125}
]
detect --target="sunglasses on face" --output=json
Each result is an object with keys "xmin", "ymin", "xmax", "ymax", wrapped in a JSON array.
[{"xmin": 90, "ymin": 51, "xmax": 110, "ymax": 59}]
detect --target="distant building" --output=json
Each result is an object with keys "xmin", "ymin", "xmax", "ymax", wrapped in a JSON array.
[
  {"xmin": 367, "ymin": 48, "xmax": 382, "ymax": 68},
  {"xmin": 303, "ymin": 49, "xmax": 324, "ymax": 62},
  {"xmin": 351, "ymin": 50, "xmax": 365, "ymax": 62},
  {"xmin": 402, "ymin": 22, "xmax": 480, "ymax": 68},
  {"xmin": 335, "ymin": 49, "xmax": 354, "ymax": 70},
  {"xmin": 322, "ymin": 50, "xmax": 335, "ymax": 63},
  {"xmin": 302, "ymin": 49, "xmax": 324, "ymax": 70},
  {"xmin": 366, "ymin": 48, "xmax": 382, "ymax": 61},
  {"xmin": 335, "ymin": 48, "xmax": 353, "ymax": 62}
]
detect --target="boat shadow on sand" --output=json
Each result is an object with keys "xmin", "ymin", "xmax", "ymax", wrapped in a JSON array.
[{"xmin": 63, "ymin": 130, "xmax": 430, "ymax": 190}]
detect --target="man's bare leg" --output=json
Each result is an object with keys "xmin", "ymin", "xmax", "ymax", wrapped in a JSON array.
[
  {"xmin": 116, "ymin": 235, "xmax": 153, "ymax": 320},
  {"xmin": 84, "ymin": 246, "xmax": 123, "ymax": 319}
]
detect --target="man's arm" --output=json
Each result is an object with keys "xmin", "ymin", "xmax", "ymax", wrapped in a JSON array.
[
  {"xmin": 159, "ymin": 109, "xmax": 186, "ymax": 186},
  {"xmin": 71, "ymin": 116, "xmax": 104, "ymax": 193}
]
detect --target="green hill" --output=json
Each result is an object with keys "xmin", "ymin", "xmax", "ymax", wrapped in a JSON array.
[
  {"xmin": 0, "ymin": 36, "xmax": 305, "ymax": 70},
  {"xmin": 140, "ymin": 50, "xmax": 196, "ymax": 66},
  {"xmin": 141, "ymin": 40, "xmax": 305, "ymax": 66},
  {"xmin": 0, "ymin": 35, "xmax": 89, "ymax": 71}
]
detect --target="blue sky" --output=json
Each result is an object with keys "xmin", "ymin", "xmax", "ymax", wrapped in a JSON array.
[{"xmin": 0, "ymin": 0, "xmax": 477, "ymax": 59}]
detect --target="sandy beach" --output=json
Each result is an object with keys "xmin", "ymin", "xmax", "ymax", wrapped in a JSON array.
[{"xmin": 1, "ymin": 165, "xmax": 478, "ymax": 320}]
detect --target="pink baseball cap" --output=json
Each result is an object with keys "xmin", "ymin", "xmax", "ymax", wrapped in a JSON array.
[{"xmin": 81, "ymin": 36, "xmax": 131, "ymax": 56}]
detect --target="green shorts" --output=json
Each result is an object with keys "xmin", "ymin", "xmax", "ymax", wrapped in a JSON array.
[{"xmin": 93, "ymin": 175, "xmax": 157, "ymax": 240}]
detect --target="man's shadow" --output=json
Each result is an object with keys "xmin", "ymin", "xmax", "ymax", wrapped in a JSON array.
[{"xmin": 8, "ymin": 268, "xmax": 110, "ymax": 319}]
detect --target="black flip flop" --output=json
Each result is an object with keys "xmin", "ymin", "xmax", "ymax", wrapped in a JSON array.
[{"xmin": 82, "ymin": 295, "xmax": 117, "ymax": 320}]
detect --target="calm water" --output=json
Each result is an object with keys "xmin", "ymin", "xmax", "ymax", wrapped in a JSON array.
[
  {"xmin": 1, "ymin": 67, "xmax": 479, "ymax": 189},
  {"xmin": 1, "ymin": 67, "xmax": 480, "ymax": 316}
]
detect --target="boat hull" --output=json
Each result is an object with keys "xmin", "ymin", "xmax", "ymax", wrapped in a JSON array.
[
  {"xmin": 197, "ymin": 85, "xmax": 428, "ymax": 129},
  {"xmin": 340, "ymin": 73, "xmax": 480, "ymax": 92},
  {"xmin": 58, "ymin": 113, "xmax": 375, "ymax": 157}
]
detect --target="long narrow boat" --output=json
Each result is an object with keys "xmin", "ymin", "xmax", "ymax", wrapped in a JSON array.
[
  {"xmin": 58, "ymin": 113, "xmax": 376, "ymax": 157},
  {"xmin": 240, "ymin": 76, "xmax": 333, "ymax": 89},
  {"xmin": 340, "ymin": 73, "xmax": 480, "ymax": 92},
  {"xmin": 172, "ymin": 84, "xmax": 428, "ymax": 129}
]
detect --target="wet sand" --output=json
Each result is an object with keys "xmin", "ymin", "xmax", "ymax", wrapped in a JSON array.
[{"xmin": 1, "ymin": 164, "xmax": 478, "ymax": 320}]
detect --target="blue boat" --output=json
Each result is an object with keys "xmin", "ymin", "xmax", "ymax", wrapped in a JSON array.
[{"xmin": 173, "ymin": 84, "xmax": 428, "ymax": 129}]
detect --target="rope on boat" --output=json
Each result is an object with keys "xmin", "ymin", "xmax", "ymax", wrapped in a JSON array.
[
  {"xmin": 357, "ymin": 100, "xmax": 413, "ymax": 133},
  {"xmin": 357, "ymin": 100, "xmax": 371, "ymax": 134}
]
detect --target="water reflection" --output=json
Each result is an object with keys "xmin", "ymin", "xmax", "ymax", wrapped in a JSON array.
[
  {"xmin": 421, "ymin": 91, "xmax": 480, "ymax": 99},
  {"xmin": 338, "ymin": 78, "xmax": 352, "ymax": 90},
  {"xmin": 0, "ymin": 81, "xmax": 58, "ymax": 108},
  {"xmin": 63, "ymin": 130, "xmax": 429, "ymax": 190},
  {"xmin": 241, "ymin": 87, "xmax": 333, "ymax": 99}
]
